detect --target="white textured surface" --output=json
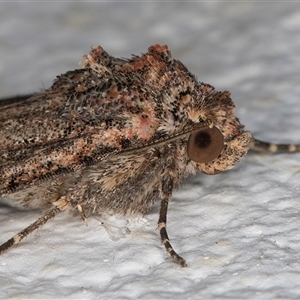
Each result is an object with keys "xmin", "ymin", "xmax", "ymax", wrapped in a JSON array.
[{"xmin": 1, "ymin": 2, "xmax": 300, "ymax": 299}]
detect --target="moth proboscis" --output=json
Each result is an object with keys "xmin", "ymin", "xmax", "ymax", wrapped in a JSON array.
[{"xmin": 1, "ymin": 44, "xmax": 299, "ymax": 267}]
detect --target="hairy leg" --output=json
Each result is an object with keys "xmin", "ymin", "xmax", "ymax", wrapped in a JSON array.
[{"xmin": 0, "ymin": 206, "xmax": 61, "ymax": 255}]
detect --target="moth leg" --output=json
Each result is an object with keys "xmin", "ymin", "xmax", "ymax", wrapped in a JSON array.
[
  {"xmin": 77, "ymin": 204, "xmax": 88, "ymax": 226},
  {"xmin": 250, "ymin": 137, "xmax": 300, "ymax": 153},
  {"xmin": 0, "ymin": 206, "xmax": 61, "ymax": 255},
  {"xmin": 158, "ymin": 198, "xmax": 187, "ymax": 267}
]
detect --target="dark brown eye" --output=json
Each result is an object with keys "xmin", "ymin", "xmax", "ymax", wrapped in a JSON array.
[{"xmin": 187, "ymin": 126, "xmax": 224, "ymax": 163}]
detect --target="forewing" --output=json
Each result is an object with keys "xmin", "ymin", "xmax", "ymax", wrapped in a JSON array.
[{"xmin": 0, "ymin": 70, "xmax": 120, "ymax": 197}]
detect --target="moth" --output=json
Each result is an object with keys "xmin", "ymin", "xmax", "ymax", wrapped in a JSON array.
[{"xmin": 0, "ymin": 44, "xmax": 299, "ymax": 267}]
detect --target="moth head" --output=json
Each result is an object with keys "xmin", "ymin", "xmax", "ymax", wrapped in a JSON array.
[{"xmin": 187, "ymin": 126, "xmax": 252, "ymax": 175}]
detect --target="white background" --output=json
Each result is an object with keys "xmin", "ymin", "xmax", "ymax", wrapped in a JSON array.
[{"xmin": 1, "ymin": 2, "xmax": 300, "ymax": 299}]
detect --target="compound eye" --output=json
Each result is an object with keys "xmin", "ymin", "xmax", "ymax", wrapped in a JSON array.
[{"xmin": 187, "ymin": 126, "xmax": 224, "ymax": 163}]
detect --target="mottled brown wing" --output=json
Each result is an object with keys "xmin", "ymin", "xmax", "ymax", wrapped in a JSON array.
[{"xmin": 0, "ymin": 72, "xmax": 121, "ymax": 197}]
